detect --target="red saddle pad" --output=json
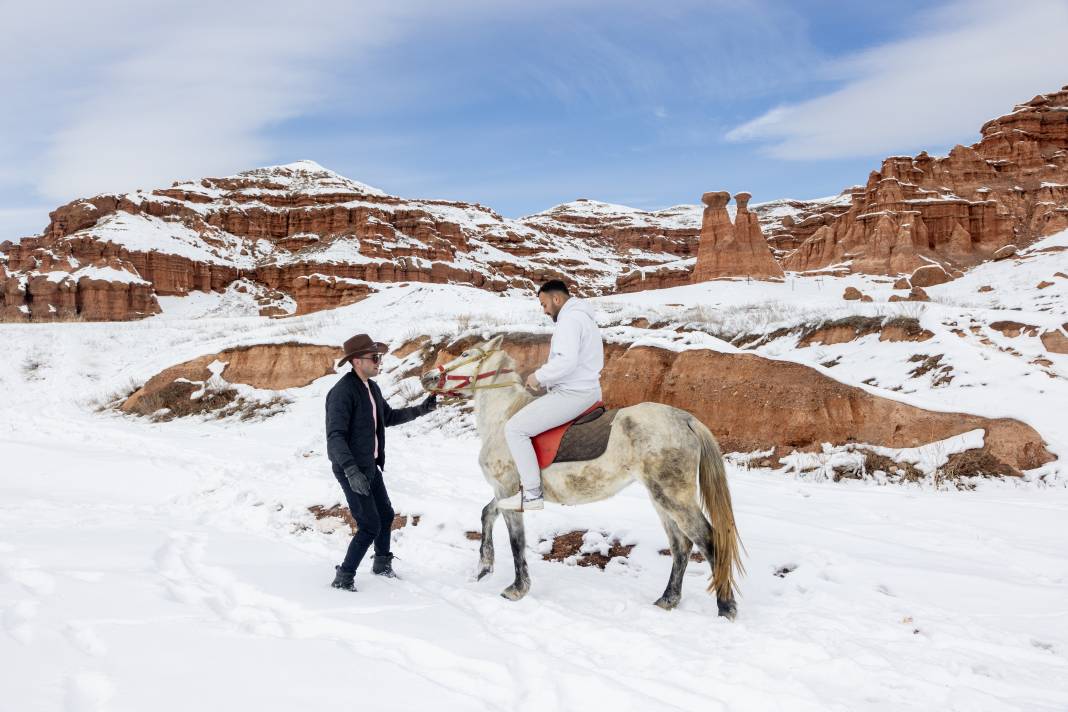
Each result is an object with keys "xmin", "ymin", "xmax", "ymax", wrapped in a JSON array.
[{"xmin": 531, "ymin": 401, "xmax": 605, "ymax": 469}]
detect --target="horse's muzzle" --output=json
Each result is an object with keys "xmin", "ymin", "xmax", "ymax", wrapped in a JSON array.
[{"xmin": 419, "ymin": 371, "xmax": 439, "ymax": 392}]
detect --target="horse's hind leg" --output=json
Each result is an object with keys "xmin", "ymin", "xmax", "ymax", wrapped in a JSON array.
[
  {"xmin": 477, "ymin": 498, "xmax": 499, "ymax": 581},
  {"xmin": 674, "ymin": 507, "xmax": 737, "ymax": 619},
  {"xmin": 500, "ymin": 510, "xmax": 530, "ymax": 601},
  {"xmin": 652, "ymin": 505, "xmax": 693, "ymax": 610}
]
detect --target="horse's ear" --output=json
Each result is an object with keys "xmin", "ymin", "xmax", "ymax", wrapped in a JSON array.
[{"xmin": 484, "ymin": 334, "xmax": 504, "ymax": 351}]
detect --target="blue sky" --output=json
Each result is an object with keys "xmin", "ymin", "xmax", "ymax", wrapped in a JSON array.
[{"xmin": 2, "ymin": 0, "xmax": 1066, "ymax": 240}]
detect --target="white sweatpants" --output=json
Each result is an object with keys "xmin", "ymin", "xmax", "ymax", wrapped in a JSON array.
[{"xmin": 504, "ymin": 387, "xmax": 603, "ymax": 493}]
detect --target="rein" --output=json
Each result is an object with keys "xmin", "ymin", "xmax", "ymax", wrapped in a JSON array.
[{"xmin": 430, "ymin": 348, "xmax": 520, "ymax": 403}]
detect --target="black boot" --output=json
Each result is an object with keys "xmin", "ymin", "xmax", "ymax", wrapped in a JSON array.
[
  {"xmin": 331, "ymin": 565, "xmax": 357, "ymax": 591},
  {"xmin": 372, "ymin": 553, "xmax": 399, "ymax": 579}
]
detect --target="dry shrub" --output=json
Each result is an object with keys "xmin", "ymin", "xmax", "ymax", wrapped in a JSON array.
[
  {"xmin": 124, "ymin": 380, "xmax": 290, "ymax": 422},
  {"xmin": 858, "ymin": 447, "xmax": 1016, "ymax": 489},
  {"xmin": 907, "ymin": 354, "xmax": 954, "ymax": 387},
  {"xmin": 941, "ymin": 449, "xmax": 1016, "ymax": 480},
  {"xmin": 861, "ymin": 451, "xmax": 924, "ymax": 482},
  {"xmin": 127, "ymin": 381, "xmax": 237, "ymax": 420},
  {"xmin": 227, "ymin": 396, "xmax": 290, "ymax": 422},
  {"xmin": 882, "ymin": 316, "xmax": 930, "ymax": 338}
]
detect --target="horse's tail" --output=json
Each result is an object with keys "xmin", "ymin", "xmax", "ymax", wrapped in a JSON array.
[{"xmin": 688, "ymin": 418, "xmax": 744, "ymax": 601}]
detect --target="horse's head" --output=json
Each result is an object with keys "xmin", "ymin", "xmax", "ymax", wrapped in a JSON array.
[{"xmin": 420, "ymin": 334, "xmax": 512, "ymax": 398}]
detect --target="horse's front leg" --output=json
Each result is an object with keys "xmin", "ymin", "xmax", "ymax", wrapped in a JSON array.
[
  {"xmin": 500, "ymin": 510, "xmax": 530, "ymax": 601},
  {"xmin": 477, "ymin": 498, "xmax": 498, "ymax": 581}
]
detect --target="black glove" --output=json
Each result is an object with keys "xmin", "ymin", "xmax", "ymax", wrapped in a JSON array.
[
  {"xmin": 344, "ymin": 465, "xmax": 370, "ymax": 496},
  {"xmin": 418, "ymin": 394, "xmax": 437, "ymax": 415}
]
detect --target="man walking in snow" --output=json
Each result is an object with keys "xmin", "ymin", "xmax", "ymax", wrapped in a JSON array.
[
  {"xmin": 499, "ymin": 280, "xmax": 604, "ymax": 512},
  {"xmin": 325, "ymin": 333, "xmax": 437, "ymax": 591}
]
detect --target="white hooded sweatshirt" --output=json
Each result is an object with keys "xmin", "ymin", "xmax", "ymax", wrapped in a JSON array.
[{"xmin": 534, "ymin": 297, "xmax": 604, "ymax": 392}]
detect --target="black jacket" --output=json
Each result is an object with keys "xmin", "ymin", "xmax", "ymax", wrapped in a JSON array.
[{"xmin": 325, "ymin": 372, "xmax": 427, "ymax": 478}]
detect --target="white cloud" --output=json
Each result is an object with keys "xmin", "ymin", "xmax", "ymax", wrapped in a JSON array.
[
  {"xmin": 0, "ymin": 1, "xmax": 422, "ymax": 204},
  {"xmin": 725, "ymin": 0, "xmax": 1068, "ymax": 159},
  {"xmin": 2, "ymin": 0, "xmax": 691, "ymax": 209}
]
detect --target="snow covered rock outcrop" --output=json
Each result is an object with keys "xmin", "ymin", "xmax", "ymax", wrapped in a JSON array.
[
  {"xmin": 121, "ymin": 342, "xmax": 339, "ymax": 418},
  {"xmin": 782, "ymin": 85, "xmax": 1068, "ymax": 276},
  {"xmin": 0, "ymin": 162, "xmax": 691, "ymax": 321}
]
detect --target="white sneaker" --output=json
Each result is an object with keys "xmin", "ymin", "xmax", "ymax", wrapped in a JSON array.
[
  {"xmin": 498, "ymin": 491, "xmax": 544, "ymax": 512},
  {"xmin": 497, "ymin": 492, "xmax": 523, "ymax": 511}
]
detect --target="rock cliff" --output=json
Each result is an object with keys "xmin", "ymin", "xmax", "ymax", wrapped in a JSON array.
[
  {"xmin": 782, "ymin": 86, "xmax": 1068, "ymax": 274},
  {"xmin": 1, "ymin": 162, "xmax": 694, "ymax": 321}
]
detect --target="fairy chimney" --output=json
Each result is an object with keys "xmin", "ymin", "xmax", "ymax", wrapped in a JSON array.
[{"xmin": 692, "ymin": 191, "xmax": 784, "ymax": 282}]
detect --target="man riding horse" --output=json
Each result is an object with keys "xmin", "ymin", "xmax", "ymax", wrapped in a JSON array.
[{"xmin": 499, "ymin": 280, "xmax": 604, "ymax": 512}]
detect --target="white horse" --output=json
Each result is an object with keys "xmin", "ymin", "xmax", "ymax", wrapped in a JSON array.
[{"xmin": 421, "ymin": 335, "xmax": 744, "ymax": 617}]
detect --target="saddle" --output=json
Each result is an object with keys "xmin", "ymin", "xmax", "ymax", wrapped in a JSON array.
[{"xmin": 532, "ymin": 401, "xmax": 620, "ymax": 469}]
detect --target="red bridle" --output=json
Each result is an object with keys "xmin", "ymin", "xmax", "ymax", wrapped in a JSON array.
[
  {"xmin": 434, "ymin": 365, "xmax": 514, "ymax": 397},
  {"xmin": 430, "ymin": 348, "xmax": 516, "ymax": 399}
]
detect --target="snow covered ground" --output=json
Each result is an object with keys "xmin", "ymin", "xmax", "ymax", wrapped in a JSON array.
[{"xmin": 2, "ymin": 239, "xmax": 1068, "ymax": 710}]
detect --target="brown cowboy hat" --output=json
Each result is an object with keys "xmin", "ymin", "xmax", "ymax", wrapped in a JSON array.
[{"xmin": 337, "ymin": 333, "xmax": 388, "ymax": 369}]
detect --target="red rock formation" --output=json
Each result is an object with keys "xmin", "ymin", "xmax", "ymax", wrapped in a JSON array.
[
  {"xmin": 122, "ymin": 342, "xmax": 340, "ymax": 414},
  {"xmin": 1041, "ymin": 325, "xmax": 1068, "ymax": 354},
  {"xmin": 2, "ymin": 162, "xmax": 708, "ymax": 320},
  {"xmin": 519, "ymin": 199, "xmax": 701, "ymax": 258},
  {"xmin": 759, "ymin": 194, "xmax": 855, "ymax": 255},
  {"xmin": 784, "ymin": 86, "xmax": 1068, "ymax": 275},
  {"xmin": 615, "ymin": 259, "xmax": 696, "ymax": 294},
  {"xmin": 692, "ymin": 192, "xmax": 784, "ymax": 282},
  {"xmin": 910, "ymin": 264, "xmax": 952, "ymax": 288}
]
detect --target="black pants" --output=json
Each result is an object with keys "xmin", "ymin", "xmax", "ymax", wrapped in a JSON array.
[{"xmin": 335, "ymin": 467, "xmax": 394, "ymax": 574}]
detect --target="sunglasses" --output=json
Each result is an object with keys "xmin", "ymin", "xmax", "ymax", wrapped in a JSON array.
[{"xmin": 359, "ymin": 354, "xmax": 382, "ymax": 364}]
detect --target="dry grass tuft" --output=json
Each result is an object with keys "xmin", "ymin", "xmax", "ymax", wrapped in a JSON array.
[{"xmin": 859, "ymin": 451, "xmax": 924, "ymax": 482}]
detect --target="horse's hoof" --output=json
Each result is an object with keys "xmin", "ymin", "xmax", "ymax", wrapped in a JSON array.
[
  {"xmin": 476, "ymin": 566, "xmax": 493, "ymax": 581},
  {"xmin": 500, "ymin": 584, "xmax": 528, "ymax": 601},
  {"xmin": 654, "ymin": 596, "xmax": 679, "ymax": 610},
  {"xmin": 717, "ymin": 599, "xmax": 737, "ymax": 620}
]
